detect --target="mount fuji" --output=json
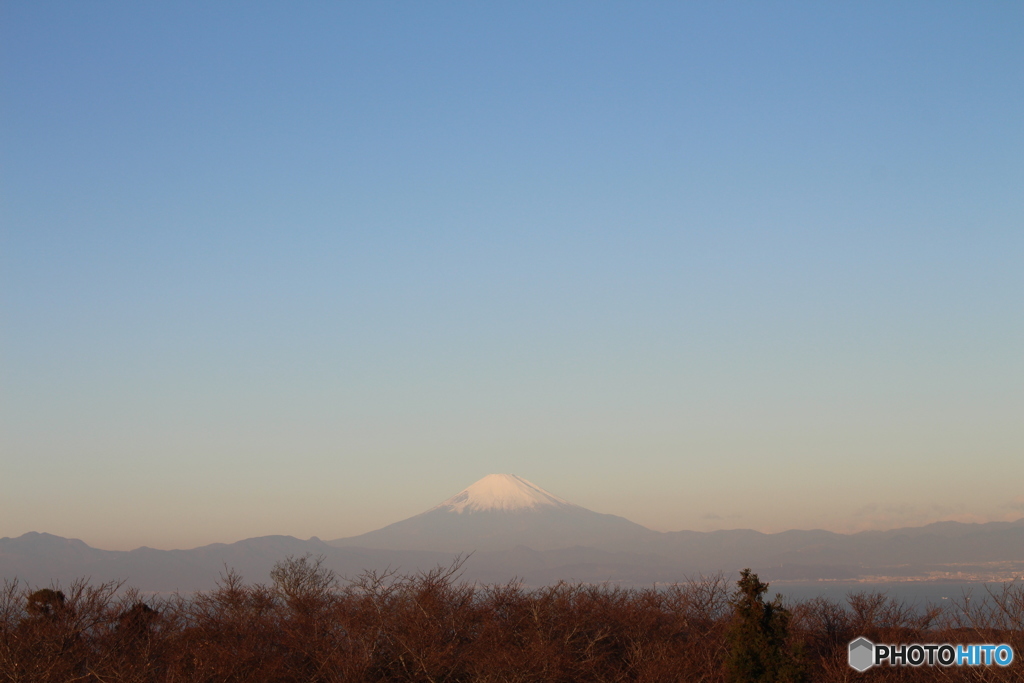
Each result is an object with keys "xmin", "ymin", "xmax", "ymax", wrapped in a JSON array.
[{"xmin": 327, "ymin": 474, "xmax": 656, "ymax": 552}]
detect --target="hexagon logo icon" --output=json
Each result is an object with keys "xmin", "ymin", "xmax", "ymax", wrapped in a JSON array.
[{"xmin": 849, "ymin": 637, "xmax": 875, "ymax": 672}]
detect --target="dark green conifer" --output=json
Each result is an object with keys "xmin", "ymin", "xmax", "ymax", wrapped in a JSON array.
[{"xmin": 724, "ymin": 569, "xmax": 806, "ymax": 682}]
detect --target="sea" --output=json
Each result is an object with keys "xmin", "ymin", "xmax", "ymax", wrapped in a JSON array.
[{"xmin": 770, "ymin": 581, "xmax": 1021, "ymax": 612}]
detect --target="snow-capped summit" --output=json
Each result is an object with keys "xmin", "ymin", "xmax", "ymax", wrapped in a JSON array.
[{"xmin": 431, "ymin": 474, "xmax": 576, "ymax": 514}]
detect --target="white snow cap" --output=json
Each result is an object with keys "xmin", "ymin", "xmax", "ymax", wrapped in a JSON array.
[{"xmin": 432, "ymin": 474, "xmax": 576, "ymax": 513}]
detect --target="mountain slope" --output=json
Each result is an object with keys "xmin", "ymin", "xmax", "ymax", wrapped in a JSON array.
[{"xmin": 4, "ymin": 518, "xmax": 1023, "ymax": 591}]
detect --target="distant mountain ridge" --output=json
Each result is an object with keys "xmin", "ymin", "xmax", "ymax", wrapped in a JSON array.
[{"xmin": 4, "ymin": 474, "xmax": 1023, "ymax": 590}]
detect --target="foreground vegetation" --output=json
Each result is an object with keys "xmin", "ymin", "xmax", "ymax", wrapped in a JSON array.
[{"xmin": 1, "ymin": 556, "xmax": 1021, "ymax": 682}]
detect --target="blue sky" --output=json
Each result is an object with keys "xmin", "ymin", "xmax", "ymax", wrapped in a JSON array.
[{"xmin": 2, "ymin": 2, "xmax": 1022, "ymax": 550}]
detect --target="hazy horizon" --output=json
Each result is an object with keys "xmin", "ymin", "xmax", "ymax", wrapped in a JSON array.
[
  {"xmin": 6, "ymin": 471, "xmax": 1024, "ymax": 554},
  {"xmin": 2, "ymin": 3, "xmax": 1022, "ymax": 552}
]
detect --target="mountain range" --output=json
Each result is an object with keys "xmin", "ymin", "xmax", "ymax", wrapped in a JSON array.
[{"xmin": 3, "ymin": 474, "xmax": 1023, "ymax": 591}]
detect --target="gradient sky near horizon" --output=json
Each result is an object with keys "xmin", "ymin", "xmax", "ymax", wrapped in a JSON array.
[{"xmin": 2, "ymin": 2, "xmax": 1022, "ymax": 551}]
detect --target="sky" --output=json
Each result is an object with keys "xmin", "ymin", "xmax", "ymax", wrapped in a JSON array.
[{"xmin": 2, "ymin": 2, "xmax": 1022, "ymax": 551}]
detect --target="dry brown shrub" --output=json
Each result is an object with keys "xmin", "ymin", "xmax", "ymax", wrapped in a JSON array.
[{"xmin": 1, "ymin": 567, "xmax": 1022, "ymax": 682}]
